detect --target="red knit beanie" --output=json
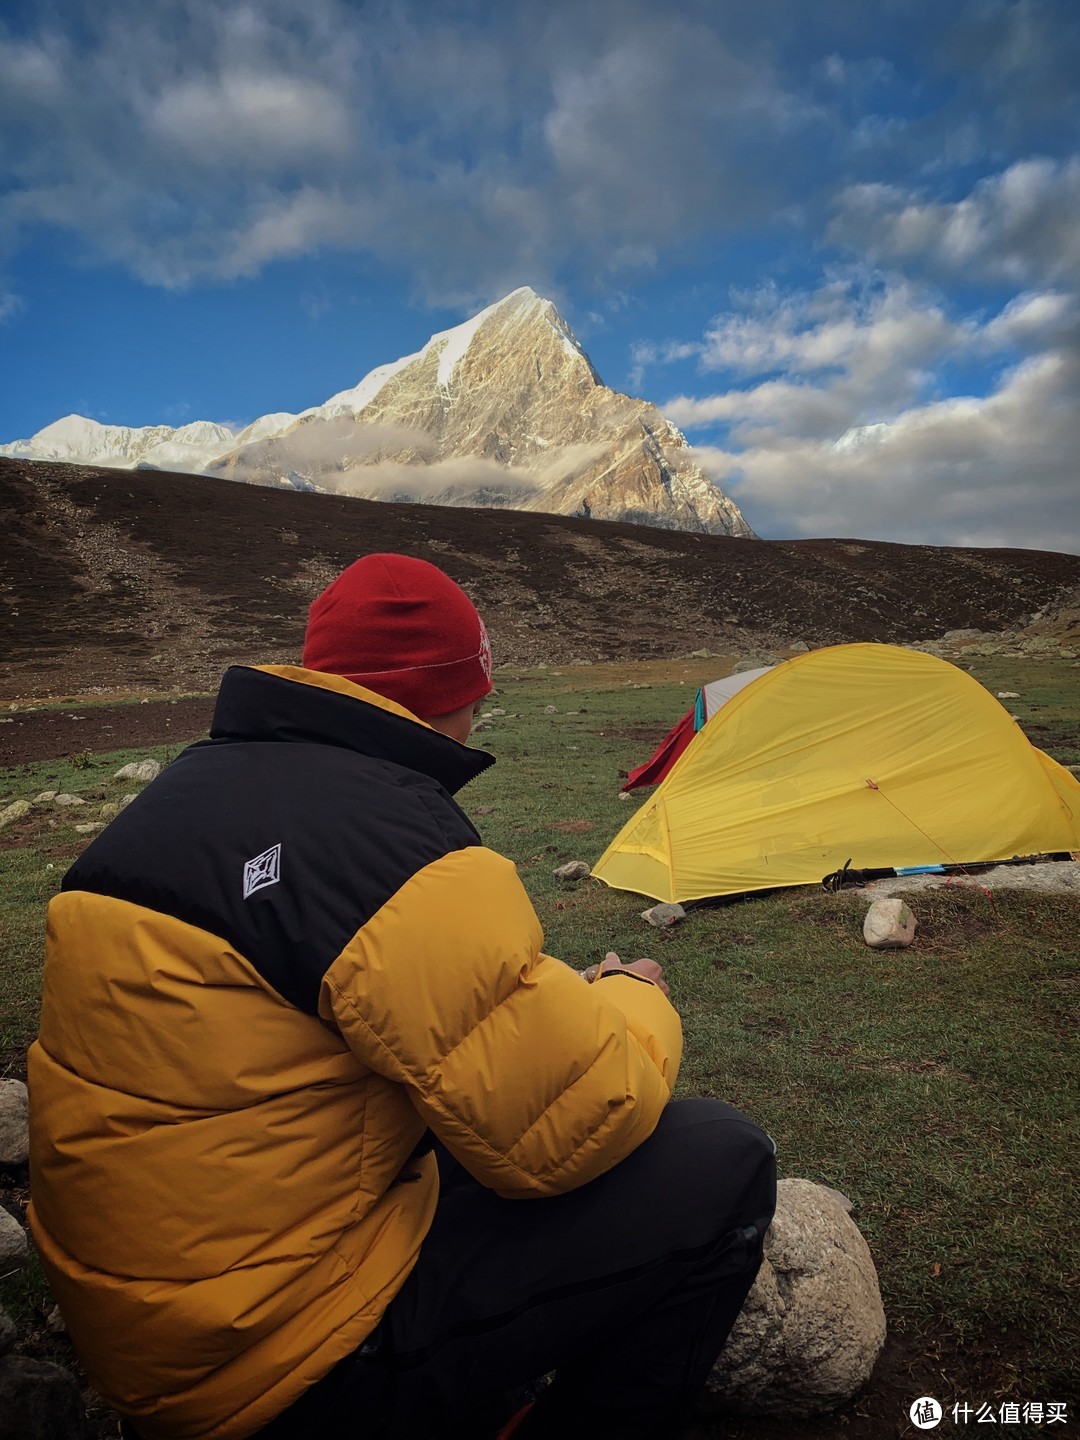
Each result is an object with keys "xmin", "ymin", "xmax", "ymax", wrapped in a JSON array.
[{"xmin": 302, "ymin": 553, "xmax": 493, "ymax": 718}]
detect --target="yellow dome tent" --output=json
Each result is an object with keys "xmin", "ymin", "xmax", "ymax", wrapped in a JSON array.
[{"xmin": 592, "ymin": 643, "xmax": 1080, "ymax": 903}]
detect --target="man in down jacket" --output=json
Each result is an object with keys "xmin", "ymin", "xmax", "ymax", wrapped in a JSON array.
[{"xmin": 28, "ymin": 553, "xmax": 776, "ymax": 1440}]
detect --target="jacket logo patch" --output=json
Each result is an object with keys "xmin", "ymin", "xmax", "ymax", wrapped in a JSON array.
[{"xmin": 243, "ymin": 843, "xmax": 282, "ymax": 899}]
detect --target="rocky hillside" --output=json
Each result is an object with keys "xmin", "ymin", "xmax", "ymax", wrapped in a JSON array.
[
  {"xmin": 3, "ymin": 456, "xmax": 1079, "ymax": 701},
  {"xmin": 2, "ymin": 288, "xmax": 751, "ymax": 537}
]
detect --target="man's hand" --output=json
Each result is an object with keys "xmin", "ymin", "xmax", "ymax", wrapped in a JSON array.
[{"xmin": 583, "ymin": 951, "xmax": 670, "ymax": 998}]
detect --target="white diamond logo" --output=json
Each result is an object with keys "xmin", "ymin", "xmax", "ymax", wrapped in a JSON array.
[{"xmin": 243, "ymin": 843, "xmax": 282, "ymax": 899}]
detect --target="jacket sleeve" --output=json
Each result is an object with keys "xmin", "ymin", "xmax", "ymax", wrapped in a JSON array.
[{"xmin": 319, "ymin": 844, "xmax": 682, "ymax": 1197}]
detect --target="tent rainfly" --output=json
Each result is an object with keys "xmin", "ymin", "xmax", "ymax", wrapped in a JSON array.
[{"xmin": 592, "ymin": 643, "xmax": 1080, "ymax": 904}]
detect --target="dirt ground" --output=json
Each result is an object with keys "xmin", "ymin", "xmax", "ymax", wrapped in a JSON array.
[{"xmin": 0, "ymin": 697, "xmax": 215, "ymax": 766}]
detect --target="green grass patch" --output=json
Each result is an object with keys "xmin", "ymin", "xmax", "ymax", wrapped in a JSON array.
[{"xmin": 3, "ymin": 655, "xmax": 1079, "ymax": 1411}]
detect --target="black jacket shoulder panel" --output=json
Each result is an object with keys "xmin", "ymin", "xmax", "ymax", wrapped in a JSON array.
[{"xmin": 65, "ymin": 737, "xmax": 482, "ymax": 1014}]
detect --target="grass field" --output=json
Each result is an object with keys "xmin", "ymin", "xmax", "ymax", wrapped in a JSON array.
[{"xmin": 2, "ymin": 651, "xmax": 1078, "ymax": 1433}]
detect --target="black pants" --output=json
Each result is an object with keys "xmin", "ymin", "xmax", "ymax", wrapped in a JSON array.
[{"xmin": 255, "ymin": 1099, "xmax": 776, "ymax": 1440}]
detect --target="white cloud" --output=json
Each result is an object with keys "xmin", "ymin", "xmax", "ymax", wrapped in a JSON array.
[
  {"xmin": 146, "ymin": 73, "xmax": 352, "ymax": 170},
  {"xmin": 658, "ymin": 276, "xmax": 1080, "ymax": 551},
  {"xmin": 0, "ymin": 0, "xmax": 809, "ymax": 298},
  {"xmin": 693, "ymin": 349, "xmax": 1080, "ymax": 552},
  {"xmin": 662, "ymin": 276, "xmax": 974, "ymax": 444},
  {"xmin": 832, "ymin": 157, "xmax": 1080, "ymax": 285}
]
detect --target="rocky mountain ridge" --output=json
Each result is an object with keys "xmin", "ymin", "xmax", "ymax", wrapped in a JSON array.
[{"xmin": 1, "ymin": 288, "xmax": 751, "ymax": 537}]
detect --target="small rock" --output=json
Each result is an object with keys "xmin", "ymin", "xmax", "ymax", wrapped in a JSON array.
[
  {"xmin": 0, "ymin": 1355, "xmax": 91, "ymax": 1439},
  {"xmin": 996, "ymin": 691, "xmax": 1021, "ymax": 699},
  {"xmin": 689, "ymin": 648, "xmax": 720, "ymax": 658},
  {"xmin": 0, "ymin": 1307, "xmax": 15, "ymax": 1358},
  {"xmin": 641, "ymin": 902, "xmax": 687, "ymax": 928},
  {"xmin": 706, "ymin": 1178, "xmax": 886, "ymax": 1418},
  {"xmin": 53, "ymin": 794, "xmax": 86, "ymax": 808},
  {"xmin": 74, "ymin": 822, "xmax": 104, "ymax": 835},
  {"xmin": 863, "ymin": 898, "xmax": 917, "ymax": 949},
  {"xmin": 33, "ymin": 791, "xmax": 57, "ymax": 804},
  {"xmin": 0, "ymin": 1208, "xmax": 27, "ymax": 1272},
  {"xmin": 44, "ymin": 1305, "xmax": 67, "ymax": 1336},
  {"xmin": 618, "ymin": 790, "xmax": 633, "ymax": 801},
  {"xmin": 553, "ymin": 861, "xmax": 591, "ymax": 881},
  {"xmin": 0, "ymin": 801, "xmax": 31, "ymax": 830},
  {"xmin": 489, "ymin": 707, "xmax": 506, "ymax": 717},
  {"xmin": 544, "ymin": 705, "xmax": 558, "ymax": 714},
  {"xmin": 100, "ymin": 802, "xmax": 121, "ymax": 820},
  {"xmin": 474, "ymin": 806, "xmax": 496, "ymax": 816},
  {"xmin": 0, "ymin": 1080, "xmax": 29, "ymax": 1168},
  {"xmin": 119, "ymin": 793, "xmax": 138, "ymax": 810},
  {"xmin": 788, "ymin": 640, "xmax": 810, "ymax": 652},
  {"xmin": 113, "ymin": 759, "xmax": 161, "ymax": 783}
]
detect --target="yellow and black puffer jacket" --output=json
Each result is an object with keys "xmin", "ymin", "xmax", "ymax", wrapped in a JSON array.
[{"xmin": 28, "ymin": 665, "xmax": 682, "ymax": 1440}]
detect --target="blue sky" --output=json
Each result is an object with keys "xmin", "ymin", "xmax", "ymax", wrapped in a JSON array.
[{"xmin": 1, "ymin": 0, "xmax": 1079, "ymax": 551}]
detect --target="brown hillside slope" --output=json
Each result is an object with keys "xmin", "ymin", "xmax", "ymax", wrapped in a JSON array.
[{"xmin": 2, "ymin": 456, "xmax": 1079, "ymax": 700}]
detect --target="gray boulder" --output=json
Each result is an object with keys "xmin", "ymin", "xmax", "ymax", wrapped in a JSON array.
[
  {"xmin": 706, "ymin": 1178, "xmax": 886, "ymax": 1418},
  {"xmin": 640, "ymin": 902, "xmax": 687, "ymax": 929},
  {"xmin": 0, "ymin": 1356, "xmax": 91, "ymax": 1440},
  {"xmin": 553, "ymin": 861, "xmax": 591, "ymax": 881},
  {"xmin": 0, "ymin": 801, "xmax": 31, "ymax": 830},
  {"xmin": 0, "ymin": 1080, "xmax": 29, "ymax": 1168},
  {"xmin": 0, "ymin": 1208, "xmax": 27, "ymax": 1271},
  {"xmin": 863, "ymin": 898, "xmax": 917, "ymax": 949},
  {"xmin": 113, "ymin": 759, "xmax": 161, "ymax": 782}
]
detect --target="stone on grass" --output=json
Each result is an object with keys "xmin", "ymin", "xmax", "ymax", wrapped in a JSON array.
[
  {"xmin": 543, "ymin": 705, "xmax": 558, "ymax": 714},
  {"xmin": 0, "ymin": 1080, "xmax": 29, "ymax": 1168},
  {"xmin": 45, "ymin": 1305, "xmax": 67, "ymax": 1336},
  {"xmin": 0, "ymin": 1207, "xmax": 27, "ymax": 1271},
  {"xmin": 640, "ymin": 902, "xmax": 686, "ymax": 928},
  {"xmin": 119, "ymin": 793, "xmax": 137, "ymax": 810},
  {"xmin": 0, "ymin": 801, "xmax": 31, "ymax": 830},
  {"xmin": 53, "ymin": 794, "xmax": 85, "ymax": 808},
  {"xmin": 0, "ymin": 1356, "xmax": 91, "ymax": 1440},
  {"xmin": 74, "ymin": 822, "xmax": 104, "ymax": 836},
  {"xmin": 863, "ymin": 897, "xmax": 917, "ymax": 949},
  {"xmin": 113, "ymin": 759, "xmax": 161, "ymax": 783},
  {"xmin": 553, "ymin": 861, "xmax": 591, "ymax": 881},
  {"xmin": 33, "ymin": 792, "xmax": 57, "ymax": 804},
  {"xmin": 997, "ymin": 691, "xmax": 1020, "ymax": 699},
  {"xmin": 705, "ymin": 1179, "xmax": 886, "ymax": 1419}
]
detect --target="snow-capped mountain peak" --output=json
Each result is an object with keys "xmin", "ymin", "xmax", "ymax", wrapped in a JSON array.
[{"xmin": 0, "ymin": 290, "xmax": 753, "ymax": 536}]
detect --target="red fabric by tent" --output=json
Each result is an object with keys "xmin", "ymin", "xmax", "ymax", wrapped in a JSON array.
[{"xmin": 622, "ymin": 707, "xmax": 696, "ymax": 790}]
